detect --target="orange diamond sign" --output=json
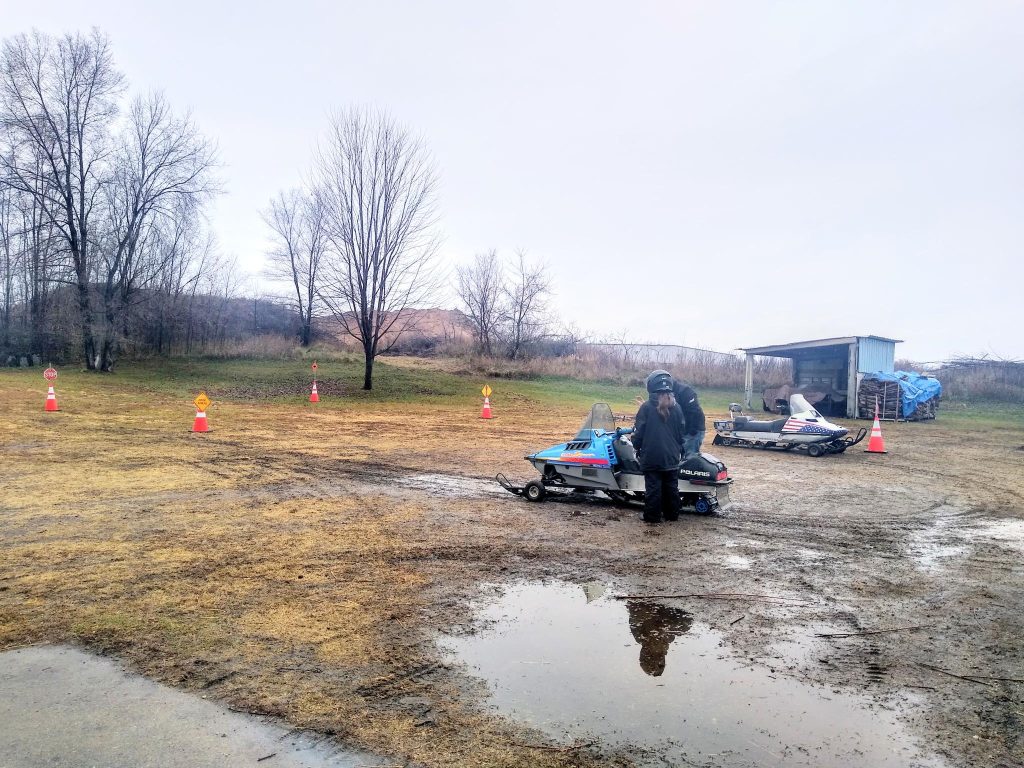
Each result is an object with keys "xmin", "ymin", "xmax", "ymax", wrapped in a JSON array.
[{"xmin": 193, "ymin": 392, "xmax": 211, "ymax": 411}]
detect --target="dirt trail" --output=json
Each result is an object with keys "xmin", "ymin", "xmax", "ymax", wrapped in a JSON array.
[{"xmin": 1, "ymin": 384, "xmax": 1022, "ymax": 767}]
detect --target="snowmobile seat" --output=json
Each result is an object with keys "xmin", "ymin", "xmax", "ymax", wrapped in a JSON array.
[
  {"xmin": 612, "ymin": 437, "xmax": 643, "ymax": 473},
  {"xmin": 733, "ymin": 416, "xmax": 788, "ymax": 433}
]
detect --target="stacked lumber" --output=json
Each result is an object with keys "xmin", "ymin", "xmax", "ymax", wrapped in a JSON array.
[
  {"xmin": 857, "ymin": 379, "xmax": 902, "ymax": 420},
  {"xmin": 858, "ymin": 377, "xmax": 939, "ymax": 420},
  {"xmin": 907, "ymin": 397, "xmax": 939, "ymax": 421}
]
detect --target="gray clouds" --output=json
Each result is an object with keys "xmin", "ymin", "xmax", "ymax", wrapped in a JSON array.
[{"xmin": 7, "ymin": 1, "xmax": 1021, "ymax": 360}]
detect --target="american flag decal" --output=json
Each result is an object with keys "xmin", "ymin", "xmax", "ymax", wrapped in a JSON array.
[{"xmin": 782, "ymin": 419, "xmax": 837, "ymax": 435}]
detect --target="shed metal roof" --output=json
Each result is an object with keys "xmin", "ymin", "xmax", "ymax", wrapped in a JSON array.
[{"xmin": 740, "ymin": 335, "xmax": 903, "ymax": 357}]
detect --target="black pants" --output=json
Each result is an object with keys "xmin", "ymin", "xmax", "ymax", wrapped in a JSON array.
[{"xmin": 644, "ymin": 470, "xmax": 681, "ymax": 522}]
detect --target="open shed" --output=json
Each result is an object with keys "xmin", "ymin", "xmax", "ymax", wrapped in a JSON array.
[{"xmin": 741, "ymin": 335, "xmax": 902, "ymax": 418}]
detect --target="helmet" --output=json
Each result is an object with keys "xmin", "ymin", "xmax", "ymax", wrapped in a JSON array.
[{"xmin": 646, "ymin": 370, "xmax": 674, "ymax": 395}]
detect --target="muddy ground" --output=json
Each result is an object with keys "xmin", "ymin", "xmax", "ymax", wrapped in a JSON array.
[{"xmin": 1, "ymin": 371, "xmax": 1022, "ymax": 767}]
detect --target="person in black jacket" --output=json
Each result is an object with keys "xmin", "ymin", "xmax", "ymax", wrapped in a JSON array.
[
  {"xmin": 646, "ymin": 370, "xmax": 706, "ymax": 457},
  {"xmin": 674, "ymin": 378, "xmax": 706, "ymax": 457},
  {"xmin": 632, "ymin": 371, "xmax": 685, "ymax": 523}
]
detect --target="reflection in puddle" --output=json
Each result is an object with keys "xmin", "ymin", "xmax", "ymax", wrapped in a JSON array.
[
  {"xmin": 441, "ymin": 581, "xmax": 945, "ymax": 767},
  {"xmin": 581, "ymin": 581, "xmax": 607, "ymax": 603},
  {"xmin": 626, "ymin": 601, "xmax": 692, "ymax": 677}
]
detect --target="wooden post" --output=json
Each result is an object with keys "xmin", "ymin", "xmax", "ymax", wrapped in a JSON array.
[
  {"xmin": 744, "ymin": 353, "xmax": 754, "ymax": 409},
  {"xmin": 847, "ymin": 342, "xmax": 858, "ymax": 418}
]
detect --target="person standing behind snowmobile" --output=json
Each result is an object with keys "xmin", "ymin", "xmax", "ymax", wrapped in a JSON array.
[
  {"xmin": 632, "ymin": 371, "xmax": 685, "ymax": 524},
  {"xmin": 674, "ymin": 378, "xmax": 706, "ymax": 457},
  {"xmin": 645, "ymin": 370, "xmax": 706, "ymax": 457}
]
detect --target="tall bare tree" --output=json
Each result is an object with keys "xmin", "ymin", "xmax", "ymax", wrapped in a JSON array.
[
  {"xmin": 0, "ymin": 177, "xmax": 17, "ymax": 349},
  {"xmin": 95, "ymin": 91, "xmax": 215, "ymax": 369},
  {"xmin": 316, "ymin": 108, "xmax": 440, "ymax": 390},
  {"xmin": 500, "ymin": 250, "xmax": 551, "ymax": 360},
  {"xmin": 263, "ymin": 188, "xmax": 324, "ymax": 346},
  {"xmin": 0, "ymin": 144, "xmax": 65, "ymax": 358},
  {"xmin": 455, "ymin": 249, "xmax": 503, "ymax": 355},
  {"xmin": 145, "ymin": 210, "xmax": 203, "ymax": 354},
  {"xmin": 0, "ymin": 29, "xmax": 125, "ymax": 368}
]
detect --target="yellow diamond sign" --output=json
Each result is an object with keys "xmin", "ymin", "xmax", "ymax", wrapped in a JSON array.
[
  {"xmin": 193, "ymin": 392, "xmax": 211, "ymax": 411},
  {"xmin": 481, "ymin": 384, "xmax": 492, "ymax": 398}
]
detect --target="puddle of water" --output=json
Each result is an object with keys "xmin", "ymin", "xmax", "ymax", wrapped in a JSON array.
[
  {"xmin": 723, "ymin": 554, "xmax": 753, "ymax": 570},
  {"xmin": 908, "ymin": 513, "xmax": 969, "ymax": 571},
  {"xmin": 399, "ymin": 473, "xmax": 501, "ymax": 499},
  {"xmin": 908, "ymin": 512, "xmax": 1024, "ymax": 570},
  {"xmin": 441, "ymin": 581, "xmax": 945, "ymax": 768},
  {"xmin": 796, "ymin": 547, "xmax": 824, "ymax": 561},
  {"xmin": 973, "ymin": 518, "xmax": 1024, "ymax": 552}
]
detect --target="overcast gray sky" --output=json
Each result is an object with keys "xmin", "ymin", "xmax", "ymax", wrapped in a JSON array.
[{"xmin": 6, "ymin": 1, "xmax": 1022, "ymax": 362}]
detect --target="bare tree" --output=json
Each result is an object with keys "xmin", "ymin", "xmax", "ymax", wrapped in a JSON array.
[
  {"xmin": 263, "ymin": 187, "xmax": 324, "ymax": 346},
  {"xmin": 0, "ymin": 177, "xmax": 17, "ymax": 349},
  {"xmin": 145, "ymin": 210, "xmax": 203, "ymax": 354},
  {"xmin": 316, "ymin": 108, "xmax": 440, "ymax": 390},
  {"xmin": 0, "ymin": 133, "xmax": 70, "ymax": 359},
  {"xmin": 94, "ymin": 91, "xmax": 216, "ymax": 369},
  {"xmin": 455, "ymin": 249, "xmax": 503, "ymax": 355},
  {"xmin": 499, "ymin": 250, "xmax": 550, "ymax": 360},
  {"xmin": 0, "ymin": 29, "xmax": 125, "ymax": 369}
]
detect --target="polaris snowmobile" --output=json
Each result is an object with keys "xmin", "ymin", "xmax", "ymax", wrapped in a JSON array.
[
  {"xmin": 712, "ymin": 394, "xmax": 866, "ymax": 457},
  {"xmin": 497, "ymin": 403, "xmax": 732, "ymax": 514}
]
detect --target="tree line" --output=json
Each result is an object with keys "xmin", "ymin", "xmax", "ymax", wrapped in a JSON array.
[
  {"xmin": 0, "ymin": 29, "xmax": 233, "ymax": 370},
  {"xmin": 263, "ymin": 109, "xmax": 554, "ymax": 388},
  {"xmin": 1, "ymin": 28, "xmax": 559, "ymax": 386}
]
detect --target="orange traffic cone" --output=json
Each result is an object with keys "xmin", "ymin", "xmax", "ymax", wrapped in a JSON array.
[
  {"xmin": 864, "ymin": 400, "xmax": 887, "ymax": 454},
  {"xmin": 480, "ymin": 396, "xmax": 493, "ymax": 419},
  {"xmin": 44, "ymin": 385, "xmax": 59, "ymax": 412},
  {"xmin": 192, "ymin": 409, "xmax": 209, "ymax": 433},
  {"xmin": 310, "ymin": 380, "xmax": 320, "ymax": 403}
]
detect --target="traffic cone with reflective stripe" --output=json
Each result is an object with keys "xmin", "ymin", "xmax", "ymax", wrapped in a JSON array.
[
  {"xmin": 480, "ymin": 396, "xmax": 493, "ymax": 419},
  {"xmin": 44, "ymin": 385, "xmax": 59, "ymax": 412},
  {"xmin": 864, "ymin": 400, "xmax": 887, "ymax": 454},
  {"xmin": 192, "ymin": 409, "xmax": 209, "ymax": 433},
  {"xmin": 310, "ymin": 380, "xmax": 319, "ymax": 403}
]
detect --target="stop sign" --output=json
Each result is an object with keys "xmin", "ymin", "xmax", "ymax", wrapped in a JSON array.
[{"xmin": 43, "ymin": 367, "xmax": 57, "ymax": 381}]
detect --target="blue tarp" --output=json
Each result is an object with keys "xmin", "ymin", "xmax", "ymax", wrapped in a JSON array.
[{"xmin": 866, "ymin": 371, "xmax": 942, "ymax": 418}]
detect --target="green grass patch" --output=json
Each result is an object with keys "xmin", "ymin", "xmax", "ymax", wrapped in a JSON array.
[
  {"xmin": 1, "ymin": 358, "xmax": 736, "ymax": 412},
  {"xmin": 4, "ymin": 358, "xmax": 1019, "ymax": 431},
  {"xmin": 934, "ymin": 399, "xmax": 1024, "ymax": 430}
]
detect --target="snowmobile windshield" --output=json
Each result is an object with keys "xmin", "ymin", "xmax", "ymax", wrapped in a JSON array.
[
  {"xmin": 790, "ymin": 394, "xmax": 821, "ymax": 417},
  {"xmin": 575, "ymin": 403, "xmax": 616, "ymax": 439}
]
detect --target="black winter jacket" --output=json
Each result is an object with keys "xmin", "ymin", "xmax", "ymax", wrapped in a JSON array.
[
  {"xmin": 632, "ymin": 397, "xmax": 685, "ymax": 471},
  {"xmin": 672, "ymin": 380, "xmax": 706, "ymax": 436}
]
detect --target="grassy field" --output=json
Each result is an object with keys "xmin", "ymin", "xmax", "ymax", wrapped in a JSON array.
[
  {"xmin": 4, "ymin": 356, "xmax": 747, "ymax": 414},
  {"xmin": 2, "ymin": 356, "xmax": 1022, "ymax": 768},
  {"xmin": 20, "ymin": 354, "xmax": 1010, "ymax": 426}
]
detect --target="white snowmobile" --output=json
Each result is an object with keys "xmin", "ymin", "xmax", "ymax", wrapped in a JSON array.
[{"xmin": 712, "ymin": 394, "xmax": 866, "ymax": 457}]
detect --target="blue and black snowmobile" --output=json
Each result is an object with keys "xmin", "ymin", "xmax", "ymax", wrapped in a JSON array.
[{"xmin": 498, "ymin": 403, "xmax": 732, "ymax": 515}]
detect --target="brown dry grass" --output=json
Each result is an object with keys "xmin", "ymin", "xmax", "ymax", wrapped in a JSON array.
[
  {"xmin": 0, "ymin": 369, "xmax": 635, "ymax": 768},
  {"xmin": 3, "ymin": 364, "xmax": 1023, "ymax": 767}
]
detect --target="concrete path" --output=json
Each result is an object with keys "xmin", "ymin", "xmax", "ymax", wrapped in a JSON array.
[{"xmin": 0, "ymin": 645, "xmax": 389, "ymax": 768}]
